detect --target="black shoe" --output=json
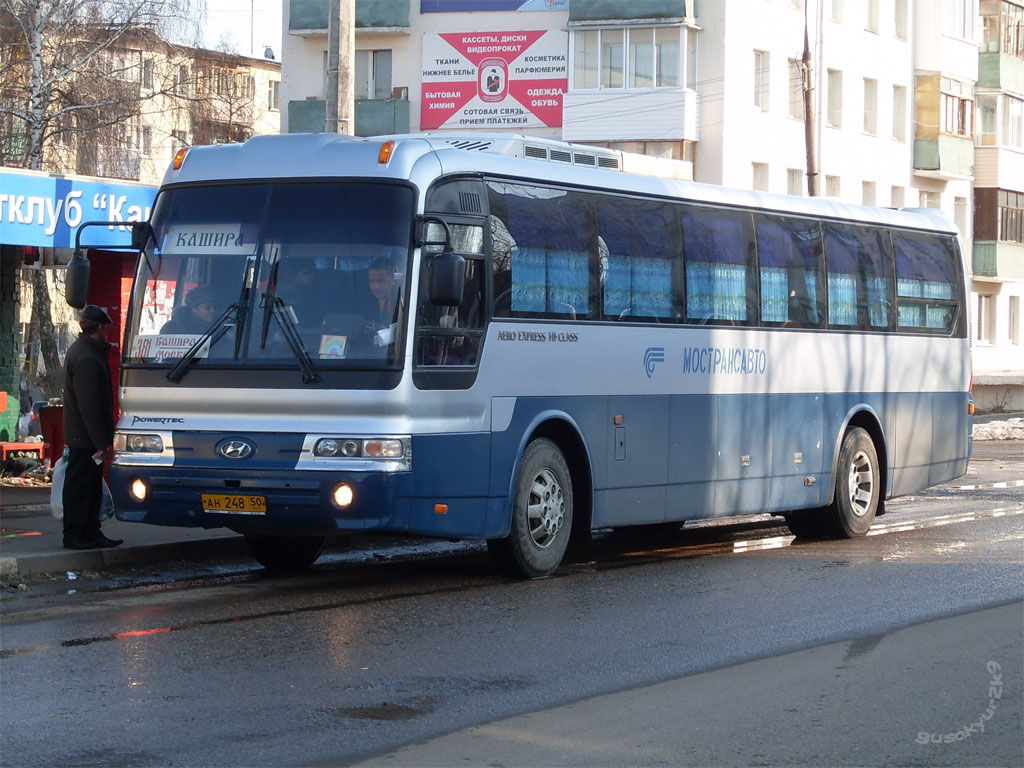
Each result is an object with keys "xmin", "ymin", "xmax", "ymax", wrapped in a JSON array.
[
  {"xmin": 64, "ymin": 538, "xmax": 99, "ymax": 550},
  {"xmin": 93, "ymin": 533, "xmax": 124, "ymax": 548}
]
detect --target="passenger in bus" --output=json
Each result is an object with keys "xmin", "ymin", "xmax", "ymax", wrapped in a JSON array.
[
  {"xmin": 359, "ymin": 257, "xmax": 400, "ymax": 342},
  {"xmin": 276, "ymin": 257, "xmax": 325, "ymax": 325},
  {"xmin": 160, "ymin": 285, "xmax": 218, "ymax": 335}
]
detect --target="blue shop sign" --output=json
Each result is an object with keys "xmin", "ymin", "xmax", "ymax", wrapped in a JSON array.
[{"xmin": 0, "ymin": 168, "xmax": 156, "ymax": 249}]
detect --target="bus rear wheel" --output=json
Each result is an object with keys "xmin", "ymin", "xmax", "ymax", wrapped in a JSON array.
[
  {"xmin": 244, "ymin": 534, "xmax": 326, "ymax": 573},
  {"xmin": 488, "ymin": 438, "xmax": 573, "ymax": 579},
  {"xmin": 823, "ymin": 427, "xmax": 880, "ymax": 538}
]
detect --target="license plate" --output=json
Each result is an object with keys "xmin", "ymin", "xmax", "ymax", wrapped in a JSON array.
[{"xmin": 201, "ymin": 493, "xmax": 267, "ymax": 515}]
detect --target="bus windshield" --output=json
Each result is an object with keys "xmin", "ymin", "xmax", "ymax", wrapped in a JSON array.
[{"xmin": 124, "ymin": 181, "xmax": 414, "ymax": 372}]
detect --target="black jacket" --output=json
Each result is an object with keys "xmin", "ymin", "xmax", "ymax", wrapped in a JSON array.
[{"xmin": 63, "ymin": 333, "xmax": 114, "ymax": 451}]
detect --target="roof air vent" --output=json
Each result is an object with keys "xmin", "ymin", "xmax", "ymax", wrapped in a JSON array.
[
  {"xmin": 598, "ymin": 156, "xmax": 621, "ymax": 170},
  {"xmin": 445, "ymin": 139, "xmax": 494, "ymax": 152},
  {"xmin": 524, "ymin": 145, "xmax": 548, "ymax": 159},
  {"xmin": 573, "ymin": 153, "xmax": 596, "ymax": 166},
  {"xmin": 550, "ymin": 149, "xmax": 572, "ymax": 163}
]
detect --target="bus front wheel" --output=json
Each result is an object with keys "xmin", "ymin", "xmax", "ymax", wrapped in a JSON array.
[
  {"xmin": 488, "ymin": 438, "xmax": 573, "ymax": 579},
  {"xmin": 244, "ymin": 534, "xmax": 326, "ymax": 573},
  {"xmin": 824, "ymin": 427, "xmax": 880, "ymax": 538}
]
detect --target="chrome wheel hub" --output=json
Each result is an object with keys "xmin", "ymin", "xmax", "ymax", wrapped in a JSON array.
[
  {"xmin": 527, "ymin": 468, "xmax": 564, "ymax": 549},
  {"xmin": 847, "ymin": 449, "xmax": 875, "ymax": 517}
]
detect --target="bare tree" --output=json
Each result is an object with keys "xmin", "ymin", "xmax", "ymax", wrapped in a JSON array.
[{"xmin": 0, "ymin": 0, "xmax": 204, "ymax": 397}]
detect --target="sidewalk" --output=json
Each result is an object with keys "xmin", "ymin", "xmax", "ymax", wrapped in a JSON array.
[{"xmin": 0, "ymin": 484, "xmax": 245, "ymax": 581}]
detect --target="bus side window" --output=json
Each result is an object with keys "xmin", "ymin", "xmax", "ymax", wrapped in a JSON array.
[
  {"xmin": 823, "ymin": 223, "xmax": 894, "ymax": 330},
  {"xmin": 892, "ymin": 232, "xmax": 960, "ymax": 333},
  {"xmin": 754, "ymin": 215, "xmax": 825, "ymax": 328},
  {"xmin": 681, "ymin": 206, "xmax": 756, "ymax": 325},
  {"xmin": 596, "ymin": 195, "xmax": 679, "ymax": 322},
  {"xmin": 486, "ymin": 180, "xmax": 596, "ymax": 320}
]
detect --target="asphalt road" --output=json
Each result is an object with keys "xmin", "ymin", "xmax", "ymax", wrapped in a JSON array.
[{"xmin": 1, "ymin": 442, "xmax": 1021, "ymax": 767}]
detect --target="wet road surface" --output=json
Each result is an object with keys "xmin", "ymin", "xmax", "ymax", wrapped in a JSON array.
[{"xmin": 1, "ymin": 443, "xmax": 1021, "ymax": 767}]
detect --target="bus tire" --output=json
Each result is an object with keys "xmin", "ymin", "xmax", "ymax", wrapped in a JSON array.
[
  {"xmin": 824, "ymin": 427, "xmax": 880, "ymax": 538},
  {"xmin": 245, "ymin": 534, "xmax": 326, "ymax": 573},
  {"xmin": 489, "ymin": 438, "xmax": 573, "ymax": 579}
]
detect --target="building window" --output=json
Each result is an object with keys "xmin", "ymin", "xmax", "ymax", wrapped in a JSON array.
[
  {"xmin": 826, "ymin": 175, "xmax": 841, "ymax": 198},
  {"xmin": 893, "ymin": 85, "xmax": 907, "ymax": 140},
  {"xmin": 355, "ymin": 50, "xmax": 393, "ymax": 100},
  {"xmin": 978, "ymin": 294, "xmax": 995, "ymax": 343},
  {"xmin": 269, "ymin": 80, "xmax": 280, "ymax": 111},
  {"xmin": 895, "ymin": 0, "xmax": 908, "ymax": 39},
  {"xmin": 999, "ymin": 190, "xmax": 1024, "ymax": 243},
  {"xmin": 920, "ymin": 190, "xmax": 941, "ymax": 209},
  {"xmin": 171, "ymin": 129, "xmax": 187, "ymax": 150},
  {"xmin": 787, "ymin": 168, "xmax": 804, "ymax": 196},
  {"xmin": 789, "ymin": 59, "xmax": 804, "ymax": 119},
  {"xmin": 943, "ymin": 0, "xmax": 974, "ymax": 39},
  {"xmin": 1010, "ymin": 296, "xmax": 1021, "ymax": 345},
  {"xmin": 754, "ymin": 50, "xmax": 770, "ymax": 110},
  {"xmin": 982, "ymin": 0, "xmax": 1024, "ymax": 55},
  {"xmin": 752, "ymin": 162, "xmax": 769, "ymax": 191},
  {"xmin": 173, "ymin": 65, "xmax": 189, "ymax": 96},
  {"xmin": 572, "ymin": 27, "xmax": 684, "ymax": 91},
  {"xmin": 891, "ymin": 185, "xmax": 905, "ymax": 207},
  {"xmin": 866, "ymin": 0, "xmax": 879, "ymax": 32},
  {"xmin": 141, "ymin": 125, "xmax": 151, "ymax": 157},
  {"xmin": 862, "ymin": 181, "xmax": 876, "ymax": 206},
  {"xmin": 827, "ymin": 69, "xmax": 843, "ymax": 127},
  {"xmin": 978, "ymin": 94, "xmax": 998, "ymax": 145},
  {"xmin": 863, "ymin": 78, "xmax": 878, "ymax": 134},
  {"xmin": 142, "ymin": 59, "xmax": 154, "ymax": 90},
  {"xmin": 940, "ymin": 77, "xmax": 974, "ymax": 137},
  {"xmin": 1003, "ymin": 95, "xmax": 1024, "ymax": 148},
  {"xmin": 830, "ymin": 0, "xmax": 843, "ymax": 22}
]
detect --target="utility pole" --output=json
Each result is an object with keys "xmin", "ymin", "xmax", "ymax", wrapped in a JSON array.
[
  {"xmin": 801, "ymin": 4, "xmax": 818, "ymax": 197},
  {"xmin": 325, "ymin": 0, "xmax": 355, "ymax": 134}
]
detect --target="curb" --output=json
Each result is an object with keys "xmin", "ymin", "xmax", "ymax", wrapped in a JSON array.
[{"xmin": 1, "ymin": 534, "xmax": 249, "ymax": 580}]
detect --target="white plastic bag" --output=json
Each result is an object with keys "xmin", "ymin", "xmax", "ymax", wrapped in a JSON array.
[
  {"xmin": 50, "ymin": 449, "xmax": 68, "ymax": 520},
  {"xmin": 50, "ymin": 449, "xmax": 114, "ymax": 521}
]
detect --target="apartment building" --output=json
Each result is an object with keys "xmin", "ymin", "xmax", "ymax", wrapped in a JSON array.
[
  {"xmin": 1, "ymin": 30, "xmax": 281, "ymax": 186},
  {"xmin": 278, "ymin": 0, "xmax": 1019, "ymax": 404},
  {"xmin": 972, "ymin": 0, "xmax": 1024, "ymax": 407}
]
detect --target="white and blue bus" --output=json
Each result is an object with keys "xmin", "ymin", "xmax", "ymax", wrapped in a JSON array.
[{"xmin": 81, "ymin": 133, "xmax": 972, "ymax": 577}]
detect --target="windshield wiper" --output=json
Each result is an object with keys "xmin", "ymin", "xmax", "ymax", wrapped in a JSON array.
[
  {"xmin": 165, "ymin": 303, "xmax": 242, "ymax": 383},
  {"xmin": 260, "ymin": 292, "xmax": 320, "ymax": 384}
]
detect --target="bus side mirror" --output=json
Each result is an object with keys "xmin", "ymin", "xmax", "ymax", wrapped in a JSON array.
[
  {"xmin": 66, "ymin": 249, "xmax": 90, "ymax": 309},
  {"xmin": 428, "ymin": 248, "xmax": 465, "ymax": 307},
  {"xmin": 131, "ymin": 222, "xmax": 153, "ymax": 250}
]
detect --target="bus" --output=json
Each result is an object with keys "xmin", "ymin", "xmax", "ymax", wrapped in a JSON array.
[{"xmin": 74, "ymin": 133, "xmax": 973, "ymax": 578}]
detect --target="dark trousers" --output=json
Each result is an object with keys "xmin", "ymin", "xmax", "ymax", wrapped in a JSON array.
[{"xmin": 63, "ymin": 447, "xmax": 103, "ymax": 544}]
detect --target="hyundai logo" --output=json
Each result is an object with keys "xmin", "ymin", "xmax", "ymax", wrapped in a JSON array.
[
  {"xmin": 644, "ymin": 347, "xmax": 665, "ymax": 378},
  {"xmin": 216, "ymin": 438, "xmax": 255, "ymax": 460}
]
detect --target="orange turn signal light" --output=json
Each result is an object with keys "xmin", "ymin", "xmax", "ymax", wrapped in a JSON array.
[
  {"xmin": 968, "ymin": 402, "xmax": 975, "ymax": 415},
  {"xmin": 172, "ymin": 147, "xmax": 189, "ymax": 170},
  {"xmin": 378, "ymin": 140, "xmax": 395, "ymax": 164},
  {"xmin": 434, "ymin": 504, "xmax": 448, "ymax": 515}
]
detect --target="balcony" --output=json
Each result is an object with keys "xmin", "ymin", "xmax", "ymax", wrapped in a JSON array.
[
  {"xmin": 563, "ymin": 89, "xmax": 699, "ymax": 143},
  {"xmin": 913, "ymin": 134, "xmax": 974, "ymax": 179},
  {"xmin": 287, "ymin": 97, "xmax": 410, "ymax": 135},
  {"xmin": 973, "ymin": 145, "xmax": 1024, "ymax": 189},
  {"xmin": 972, "ymin": 241, "xmax": 1024, "ymax": 280},
  {"xmin": 978, "ymin": 52, "xmax": 1024, "ymax": 93},
  {"xmin": 289, "ymin": 0, "xmax": 409, "ymax": 34},
  {"xmin": 569, "ymin": 0, "xmax": 695, "ymax": 22}
]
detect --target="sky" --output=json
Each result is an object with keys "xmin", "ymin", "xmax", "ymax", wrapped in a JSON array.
[{"xmin": 203, "ymin": 0, "xmax": 284, "ymax": 59}]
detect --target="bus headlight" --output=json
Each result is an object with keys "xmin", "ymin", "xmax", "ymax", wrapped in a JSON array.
[
  {"xmin": 303, "ymin": 436, "xmax": 410, "ymax": 472},
  {"xmin": 115, "ymin": 433, "xmax": 164, "ymax": 453}
]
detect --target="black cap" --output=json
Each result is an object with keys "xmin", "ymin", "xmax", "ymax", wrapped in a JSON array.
[{"xmin": 81, "ymin": 305, "xmax": 112, "ymax": 325}]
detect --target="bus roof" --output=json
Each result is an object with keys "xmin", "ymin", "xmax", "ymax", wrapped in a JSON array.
[{"xmin": 164, "ymin": 132, "xmax": 959, "ymax": 236}]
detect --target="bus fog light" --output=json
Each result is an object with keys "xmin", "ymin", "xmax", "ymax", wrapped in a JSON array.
[
  {"xmin": 130, "ymin": 478, "xmax": 148, "ymax": 501},
  {"xmin": 332, "ymin": 483, "xmax": 354, "ymax": 507}
]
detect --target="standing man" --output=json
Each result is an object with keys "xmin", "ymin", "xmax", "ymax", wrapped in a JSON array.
[{"xmin": 62, "ymin": 305, "xmax": 123, "ymax": 550}]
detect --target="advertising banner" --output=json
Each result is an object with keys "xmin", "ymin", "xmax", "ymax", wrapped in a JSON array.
[
  {"xmin": 421, "ymin": 29, "xmax": 567, "ymax": 130},
  {"xmin": 0, "ymin": 168, "xmax": 155, "ymax": 249}
]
